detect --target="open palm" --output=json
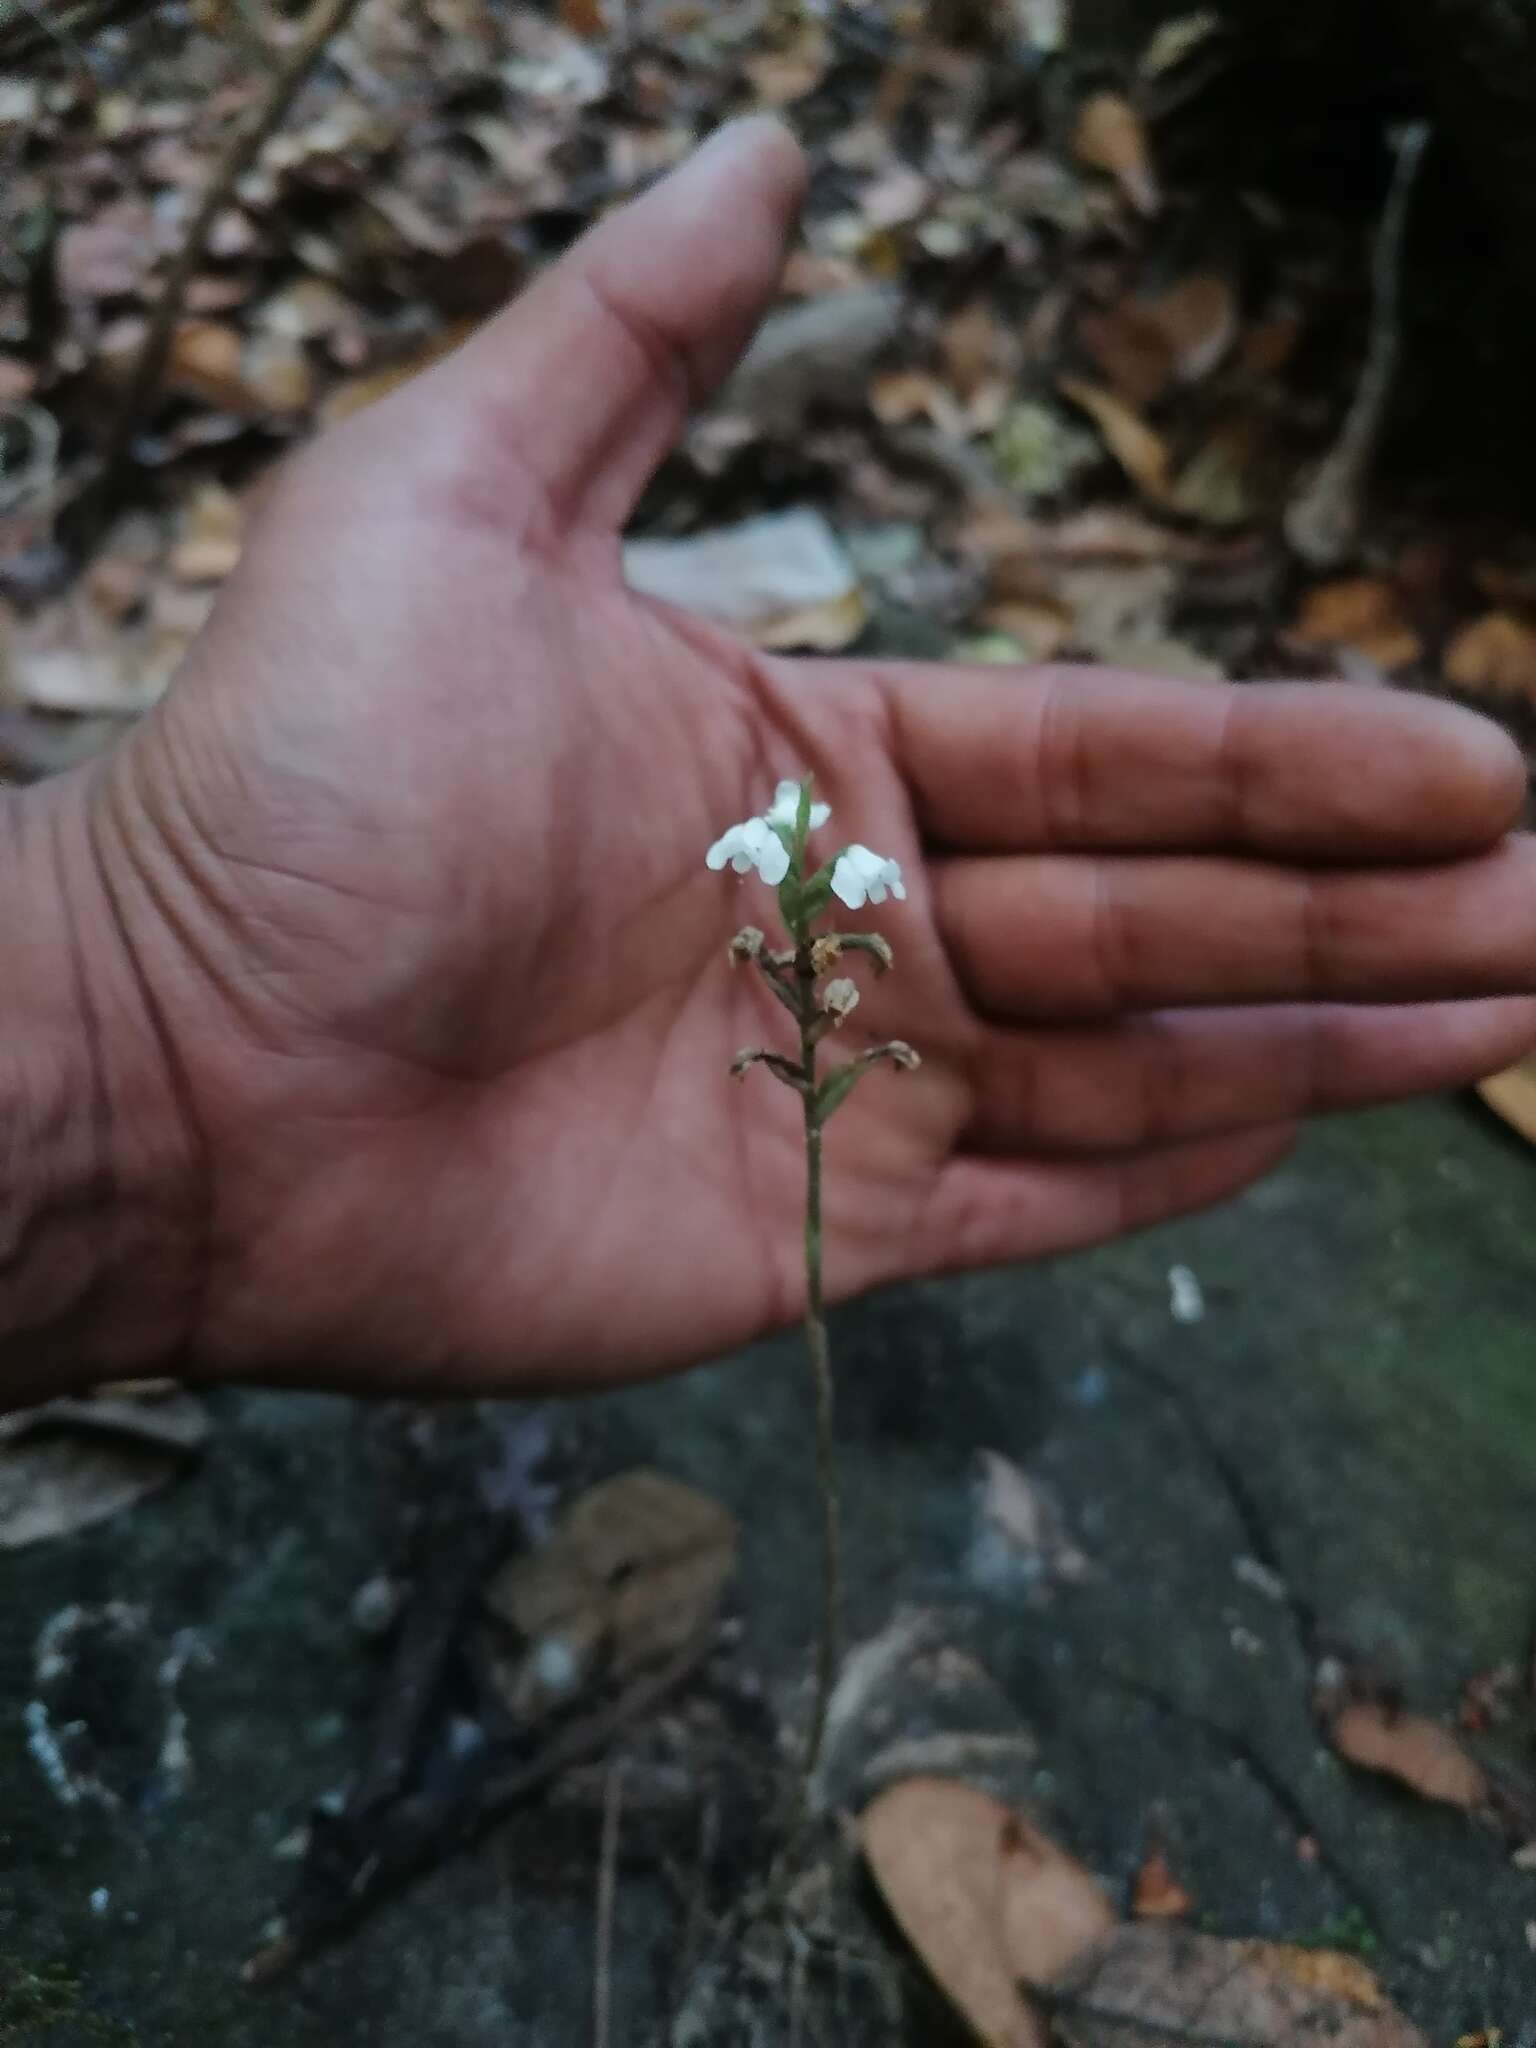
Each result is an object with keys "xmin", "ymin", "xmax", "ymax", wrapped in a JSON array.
[{"xmin": 85, "ymin": 118, "xmax": 1536, "ymax": 1393}]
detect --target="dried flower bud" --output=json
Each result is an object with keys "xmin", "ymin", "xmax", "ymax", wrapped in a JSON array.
[
  {"xmin": 729, "ymin": 926, "xmax": 765, "ymax": 966},
  {"xmin": 810, "ymin": 935, "xmax": 843, "ymax": 976},
  {"xmin": 820, "ymin": 978, "xmax": 860, "ymax": 1026},
  {"xmin": 730, "ymin": 1047, "xmax": 762, "ymax": 1079},
  {"xmin": 886, "ymin": 1040, "xmax": 921, "ymax": 1071}
]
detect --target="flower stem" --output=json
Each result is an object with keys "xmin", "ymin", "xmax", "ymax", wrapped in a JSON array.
[{"xmin": 797, "ymin": 990, "xmax": 843, "ymax": 1807}]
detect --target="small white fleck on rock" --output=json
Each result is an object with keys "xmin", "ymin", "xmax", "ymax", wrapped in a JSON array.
[
  {"xmin": 89, "ymin": 1887, "xmax": 110, "ymax": 1915},
  {"xmin": 1167, "ymin": 1264, "xmax": 1205, "ymax": 1324}
]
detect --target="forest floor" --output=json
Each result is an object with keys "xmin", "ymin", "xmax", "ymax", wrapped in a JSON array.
[{"xmin": 3, "ymin": 3, "xmax": 1536, "ymax": 2043}]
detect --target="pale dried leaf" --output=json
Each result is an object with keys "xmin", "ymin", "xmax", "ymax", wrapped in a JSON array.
[
  {"xmin": 482, "ymin": 1469, "xmax": 735, "ymax": 1722},
  {"xmin": 1329, "ymin": 1701, "xmax": 1489, "ymax": 1811},
  {"xmin": 1477, "ymin": 1057, "xmax": 1536, "ymax": 1146},
  {"xmin": 1049, "ymin": 1925, "xmax": 1424, "ymax": 2047},
  {"xmin": 1139, "ymin": 9, "xmax": 1222, "ymax": 77},
  {"xmin": 861, "ymin": 1777, "xmax": 1114, "ymax": 2048},
  {"xmin": 1071, "ymin": 93, "xmax": 1159, "ymax": 216},
  {"xmin": 1443, "ymin": 611, "xmax": 1536, "ymax": 704},
  {"xmin": 1144, "ymin": 274, "xmax": 1237, "ymax": 385},
  {"xmin": 1291, "ymin": 578, "xmax": 1420, "ymax": 672},
  {"xmin": 940, "ymin": 299, "xmax": 1006, "ymax": 401},
  {"xmin": 57, "ymin": 200, "xmax": 159, "ymax": 301},
  {"xmin": 0, "ymin": 1393, "xmax": 209, "ymax": 1550},
  {"xmin": 624, "ymin": 511, "xmax": 866, "ymax": 649},
  {"xmin": 168, "ymin": 482, "xmax": 245, "ymax": 585},
  {"xmin": 1058, "ymin": 377, "xmax": 1172, "ymax": 502},
  {"xmin": 974, "ymin": 1449, "xmax": 1092, "ymax": 1584},
  {"xmin": 870, "ymin": 368, "xmax": 969, "ymax": 435}
]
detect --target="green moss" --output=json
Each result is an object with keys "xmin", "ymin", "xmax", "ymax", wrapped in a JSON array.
[{"xmin": 0, "ymin": 1956, "xmax": 134, "ymax": 2045}]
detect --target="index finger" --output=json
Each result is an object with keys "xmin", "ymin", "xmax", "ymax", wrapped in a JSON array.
[{"xmin": 871, "ymin": 664, "xmax": 1526, "ymax": 861}]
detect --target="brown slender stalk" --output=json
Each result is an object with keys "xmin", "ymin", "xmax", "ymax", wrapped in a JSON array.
[{"xmin": 75, "ymin": 0, "xmax": 364, "ymax": 542}]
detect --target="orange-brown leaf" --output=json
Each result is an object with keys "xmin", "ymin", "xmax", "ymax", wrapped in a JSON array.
[
  {"xmin": 1330, "ymin": 1701, "xmax": 1489, "ymax": 1811},
  {"xmin": 1443, "ymin": 610, "xmax": 1536, "ymax": 704}
]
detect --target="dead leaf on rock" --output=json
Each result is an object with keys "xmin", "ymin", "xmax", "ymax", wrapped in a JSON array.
[
  {"xmin": 1130, "ymin": 1844, "xmax": 1192, "ymax": 1919},
  {"xmin": 624, "ymin": 510, "xmax": 866, "ymax": 650},
  {"xmin": 1290, "ymin": 578, "xmax": 1421, "ymax": 672},
  {"xmin": 1478, "ymin": 1057, "xmax": 1536, "ymax": 1147},
  {"xmin": 973, "ymin": 1449, "xmax": 1092, "ymax": 1586},
  {"xmin": 1329, "ymin": 1700, "xmax": 1489, "ymax": 1812},
  {"xmin": 482, "ymin": 1469, "xmax": 735, "ymax": 1723},
  {"xmin": 58, "ymin": 199, "xmax": 160, "ymax": 302},
  {"xmin": 1048, "ymin": 1924, "xmax": 1426, "ymax": 2048},
  {"xmin": 168, "ymin": 481, "xmax": 245, "ymax": 584},
  {"xmin": 1058, "ymin": 377, "xmax": 1171, "ymax": 503},
  {"xmin": 861, "ymin": 1777, "xmax": 1115, "ymax": 2048},
  {"xmin": 1443, "ymin": 611, "xmax": 1536, "ymax": 705},
  {"xmin": 0, "ymin": 1392, "xmax": 209, "ymax": 1549},
  {"xmin": 1071, "ymin": 93, "xmax": 1159, "ymax": 216}
]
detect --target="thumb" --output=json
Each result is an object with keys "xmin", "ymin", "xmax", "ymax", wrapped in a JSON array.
[{"xmin": 420, "ymin": 116, "xmax": 805, "ymax": 538}]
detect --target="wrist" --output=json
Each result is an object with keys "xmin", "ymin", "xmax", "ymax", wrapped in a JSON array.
[{"xmin": 0, "ymin": 769, "xmax": 204, "ymax": 1403}]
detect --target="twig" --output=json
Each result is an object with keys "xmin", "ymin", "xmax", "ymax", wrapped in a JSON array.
[
  {"xmin": 242, "ymin": 1630, "xmax": 710, "ymax": 1986},
  {"xmin": 69, "ymin": 0, "xmax": 364, "ymax": 546},
  {"xmin": 594, "ymin": 1763, "xmax": 624, "ymax": 2048},
  {"xmin": 1285, "ymin": 121, "xmax": 1431, "ymax": 567}
]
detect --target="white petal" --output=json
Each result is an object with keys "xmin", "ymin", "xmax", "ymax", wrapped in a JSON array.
[
  {"xmin": 757, "ymin": 835, "xmax": 790, "ymax": 885},
  {"xmin": 831, "ymin": 854, "xmax": 867, "ymax": 909},
  {"xmin": 807, "ymin": 801, "xmax": 831, "ymax": 829},
  {"xmin": 706, "ymin": 826, "xmax": 745, "ymax": 871},
  {"xmin": 767, "ymin": 780, "xmax": 801, "ymax": 825}
]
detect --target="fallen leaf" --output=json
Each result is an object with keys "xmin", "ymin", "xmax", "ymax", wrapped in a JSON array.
[
  {"xmin": 974, "ymin": 1449, "xmax": 1092, "ymax": 1585},
  {"xmin": 559, "ymin": 0, "xmax": 606, "ymax": 31},
  {"xmin": 1144, "ymin": 274, "xmax": 1237, "ymax": 385},
  {"xmin": 1049, "ymin": 1925, "xmax": 1425, "ymax": 2047},
  {"xmin": 1477, "ymin": 1057, "xmax": 1536, "ymax": 1146},
  {"xmin": 165, "ymin": 321, "xmax": 244, "ymax": 407},
  {"xmin": 1058, "ymin": 377, "xmax": 1172, "ymax": 502},
  {"xmin": 1139, "ymin": 9, "xmax": 1222, "ymax": 78},
  {"xmin": 57, "ymin": 200, "xmax": 159, "ymax": 301},
  {"xmin": 940, "ymin": 299, "xmax": 1007, "ymax": 402},
  {"xmin": 1131, "ymin": 1844, "xmax": 1192, "ymax": 1919},
  {"xmin": 870, "ymin": 367, "xmax": 969, "ymax": 436},
  {"xmin": 0, "ymin": 1392, "xmax": 209, "ymax": 1549},
  {"xmin": 167, "ymin": 481, "xmax": 245, "ymax": 584},
  {"xmin": 1076, "ymin": 303, "xmax": 1176, "ymax": 408},
  {"xmin": 624, "ymin": 510, "xmax": 866, "ymax": 650},
  {"xmin": 319, "ymin": 319, "xmax": 480, "ymax": 423},
  {"xmin": 1329, "ymin": 1700, "xmax": 1489, "ymax": 1811},
  {"xmin": 861, "ymin": 1777, "xmax": 1115, "ymax": 2047},
  {"xmin": 1071, "ymin": 93, "xmax": 1159, "ymax": 215},
  {"xmin": 713, "ymin": 288, "xmax": 902, "ymax": 432},
  {"xmin": 481, "ymin": 1469, "xmax": 735, "ymax": 1722},
  {"xmin": 1443, "ymin": 611, "xmax": 1536, "ymax": 704},
  {"xmin": 1290, "ymin": 578, "xmax": 1421, "ymax": 672},
  {"xmin": 1169, "ymin": 425, "xmax": 1259, "ymax": 530}
]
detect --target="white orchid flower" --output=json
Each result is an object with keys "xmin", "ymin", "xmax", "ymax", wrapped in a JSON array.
[
  {"xmin": 705, "ymin": 816, "xmax": 791, "ymax": 886},
  {"xmin": 766, "ymin": 780, "xmax": 831, "ymax": 832},
  {"xmin": 830, "ymin": 844, "xmax": 906, "ymax": 910}
]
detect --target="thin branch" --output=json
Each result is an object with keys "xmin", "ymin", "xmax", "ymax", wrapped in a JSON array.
[
  {"xmin": 593, "ymin": 1763, "xmax": 624, "ymax": 2048},
  {"xmin": 70, "ymin": 0, "xmax": 365, "ymax": 545}
]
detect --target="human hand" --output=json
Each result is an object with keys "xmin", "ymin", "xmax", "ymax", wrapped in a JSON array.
[{"xmin": 24, "ymin": 118, "xmax": 1534, "ymax": 1396}]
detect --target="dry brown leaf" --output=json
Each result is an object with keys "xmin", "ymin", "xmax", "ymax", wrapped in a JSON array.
[
  {"xmin": 84, "ymin": 553, "xmax": 151, "ymax": 623},
  {"xmin": 0, "ymin": 356, "xmax": 37, "ymax": 403},
  {"xmin": 1169, "ymin": 426, "xmax": 1259, "ymax": 530},
  {"xmin": 165, "ymin": 321, "xmax": 244, "ymax": 408},
  {"xmin": 57, "ymin": 199, "xmax": 158, "ymax": 301},
  {"xmin": 976, "ymin": 599, "xmax": 1073, "ymax": 662},
  {"xmin": 168, "ymin": 482, "xmax": 245, "ymax": 585},
  {"xmin": 1076, "ymin": 304, "xmax": 1176, "ymax": 408},
  {"xmin": 0, "ymin": 1392, "xmax": 209, "ymax": 1549},
  {"xmin": 941, "ymin": 299, "xmax": 1006, "ymax": 402},
  {"xmin": 869, "ymin": 367, "xmax": 969, "ymax": 435},
  {"xmin": 482, "ymin": 1470, "xmax": 735, "ymax": 1722},
  {"xmin": 1058, "ymin": 376, "xmax": 1172, "ymax": 501},
  {"xmin": 1071, "ymin": 93, "xmax": 1159, "ymax": 215},
  {"xmin": 861, "ymin": 1777, "xmax": 1114, "ymax": 2048},
  {"xmin": 320, "ymin": 319, "xmax": 480, "ymax": 423},
  {"xmin": 1049, "ymin": 1925, "xmax": 1424, "ymax": 2047},
  {"xmin": 559, "ymin": 0, "xmax": 606, "ymax": 29},
  {"xmin": 1329, "ymin": 1700, "xmax": 1489, "ymax": 1811},
  {"xmin": 1443, "ymin": 610, "xmax": 1536, "ymax": 704},
  {"xmin": 1144, "ymin": 274, "xmax": 1237, "ymax": 385},
  {"xmin": 1290, "ymin": 578, "xmax": 1421, "ymax": 671},
  {"xmin": 1478, "ymin": 1056, "xmax": 1536, "ymax": 1146},
  {"xmin": 1130, "ymin": 1845, "xmax": 1192, "ymax": 1919}
]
